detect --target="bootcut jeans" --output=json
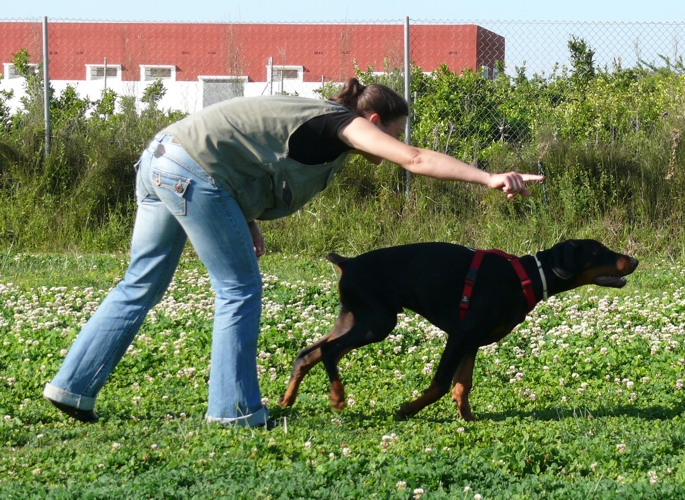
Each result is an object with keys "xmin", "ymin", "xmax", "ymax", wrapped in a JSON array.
[{"xmin": 44, "ymin": 133, "xmax": 268, "ymax": 426}]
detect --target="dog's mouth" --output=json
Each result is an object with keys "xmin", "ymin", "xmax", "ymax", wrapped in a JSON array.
[{"xmin": 594, "ymin": 275, "xmax": 628, "ymax": 288}]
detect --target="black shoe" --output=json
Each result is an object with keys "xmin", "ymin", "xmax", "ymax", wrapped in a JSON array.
[
  {"xmin": 255, "ymin": 418, "xmax": 281, "ymax": 430},
  {"xmin": 45, "ymin": 397, "xmax": 99, "ymax": 423}
]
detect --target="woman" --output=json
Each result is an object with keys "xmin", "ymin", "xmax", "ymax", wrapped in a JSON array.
[{"xmin": 44, "ymin": 78, "xmax": 542, "ymax": 427}]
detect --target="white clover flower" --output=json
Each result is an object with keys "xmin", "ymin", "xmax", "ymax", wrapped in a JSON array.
[
  {"xmin": 616, "ymin": 443, "xmax": 626, "ymax": 453},
  {"xmin": 396, "ymin": 481, "xmax": 407, "ymax": 491},
  {"xmin": 112, "ymin": 442, "xmax": 121, "ymax": 450},
  {"xmin": 474, "ymin": 495, "xmax": 482, "ymax": 500},
  {"xmin": 151, "ymin": 443, "xmax": 158, "ymax": 450},
  {"xmin": 413, "ymin": 488, "xmax": 425, "ymax": 499},
  {"xmin": 457, "ymin": 427, "xmax": 465, "ymax": 433}
]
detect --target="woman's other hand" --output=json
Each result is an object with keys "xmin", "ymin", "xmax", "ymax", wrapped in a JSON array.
[{"xmin": 248, "ymin": 221, "xmax": 266, "ymax": 258}]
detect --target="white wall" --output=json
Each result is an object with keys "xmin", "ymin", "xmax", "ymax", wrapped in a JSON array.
[{"xmin": 0, "ymin": 77, "xmax": 330, "ymax": 115}]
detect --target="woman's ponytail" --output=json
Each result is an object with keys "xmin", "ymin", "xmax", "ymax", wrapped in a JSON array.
[
  {"xmin": 331, "ymin": 77, "xmax": 408, "ymax": 125},
  {"xmin": 329, "ymin": 77, "xmax": 366, "ymax": 113}
]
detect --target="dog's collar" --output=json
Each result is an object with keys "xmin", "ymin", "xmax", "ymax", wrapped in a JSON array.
[{"xmin": 534, "ymin": 254, "xmax": 548, "ymax": 301}]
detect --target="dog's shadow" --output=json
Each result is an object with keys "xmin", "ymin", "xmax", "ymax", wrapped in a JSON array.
[
  {"xmin": 412, "ymin": 402, "xmax": 685, "ymax": 425},
  {"xmin": 272, "ymin": 402, "xmax": 685, "ymax": 427}
]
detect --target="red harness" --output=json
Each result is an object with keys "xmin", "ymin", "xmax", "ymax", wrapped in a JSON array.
[{"xmin": 459, "ymin": 249, "xmax": 537, "ymax": 320}]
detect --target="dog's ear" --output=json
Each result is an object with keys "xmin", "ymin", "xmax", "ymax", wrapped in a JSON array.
[{"xmin": 550, "ymin": 240, "xmax": 579, "ymax": 280}]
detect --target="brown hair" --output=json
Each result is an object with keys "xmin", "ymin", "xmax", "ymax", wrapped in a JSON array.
[{"xmin": 330, "ymin": 77, "xmax": 408, "ymax": 125}]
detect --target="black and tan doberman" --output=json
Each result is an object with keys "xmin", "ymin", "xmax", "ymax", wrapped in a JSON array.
[{"xmin": 280, "ymin": 239, "xmax": 638, "ymax": 421}]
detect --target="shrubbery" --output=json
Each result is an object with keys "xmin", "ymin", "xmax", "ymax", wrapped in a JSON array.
[{"xmin": 1, "ymin": 39, "xmax": 684, "ymax": 256}]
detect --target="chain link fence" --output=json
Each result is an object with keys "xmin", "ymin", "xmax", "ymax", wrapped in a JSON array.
[
  {"xmin": 407, "ymin": 21, "xmax": 685, "ymax": 165},
  {"xmin": 1, "ymin": 18, "xmax": 683, "ymax": 155}
]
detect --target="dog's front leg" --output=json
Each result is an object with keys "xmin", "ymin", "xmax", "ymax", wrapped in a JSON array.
[
  {"xmin": 451, "ymin": 347, "xmax": 478, "ymax": 421},
  {"xmin": 398, "ymin": 332, "xmax": 468, "ymax": 418}
]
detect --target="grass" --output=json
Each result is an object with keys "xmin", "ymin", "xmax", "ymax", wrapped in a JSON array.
[{"xmin": 2, "ymin": 249, "xmax": 685, "ymax": 498}]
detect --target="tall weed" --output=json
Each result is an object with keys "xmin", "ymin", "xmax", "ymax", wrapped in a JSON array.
[{"xmin": 1, "ymin": 41, "xmax": 685, "ymax": 258}]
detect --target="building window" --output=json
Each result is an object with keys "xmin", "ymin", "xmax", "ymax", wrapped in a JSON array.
[
  {"xmin": 86, "ymin": 64, "xmax": 121, "ymax": 81},
  {"xmin": 199, "ymin": 76, "xmax": 247, "ymax": 107},
  {"xmin": 3, "ymin": 63, "xmax": 38, "ymax": 79},
  {"xmin": 268, "ymin": 65, "xmax": 303, "ymax": 82},
  {"xmin": 140, "ymin": 65, "xmax": 176, "ymax": 81}
]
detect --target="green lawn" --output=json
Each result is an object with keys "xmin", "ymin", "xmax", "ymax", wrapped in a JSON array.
[{"xmin": 1, "ymin": 250, "xmax": 685, "ymax": 499}]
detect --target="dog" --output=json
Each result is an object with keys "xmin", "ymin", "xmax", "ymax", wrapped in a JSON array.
[{"xmin": 280, "ymin": 239, "xmax": 638, "ymax": 421}]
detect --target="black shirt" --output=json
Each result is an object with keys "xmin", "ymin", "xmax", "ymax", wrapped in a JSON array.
[{"xmin": 287, "ymin": 111, "xmax": 357, "ymax": 165}]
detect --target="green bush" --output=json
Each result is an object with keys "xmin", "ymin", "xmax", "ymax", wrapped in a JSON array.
[{"xmin": 1, "ymin": 40, "xmax": 685, "ymax": 257}]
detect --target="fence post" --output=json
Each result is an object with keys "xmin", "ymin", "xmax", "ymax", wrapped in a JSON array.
[
  {"xmin": 403, "ymin": 16, "xmax": 411, "ymax": 199},
  {"xmin": 42, "ymin": 16, "xmax": 50, "ymax": 157},
  {"xmin": 268, "ymin": 57, "xmax": 273, "ymax": 96}
]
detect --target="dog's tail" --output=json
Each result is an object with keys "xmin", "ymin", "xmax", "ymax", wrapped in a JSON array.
[{"xmin": 326, "ymin": 253, "xmax": 350, "ymax": 274}]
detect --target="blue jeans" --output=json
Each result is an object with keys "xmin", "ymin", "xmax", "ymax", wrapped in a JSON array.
[{"xmin": 44, "ymin": 134, "xmax": 268, "ymax": 426}]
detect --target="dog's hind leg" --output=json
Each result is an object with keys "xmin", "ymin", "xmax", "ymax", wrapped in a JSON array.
[
  {"xmin": 451, "ymin": 347, "xmax": 478, "ymax": 421},
  {"xmin": 319, "ymin": 313, "xmax": 397, "ymax": 411},
  {"xmin": 280, "ymin": 309, "xmax": 354, "ymax": 407}
]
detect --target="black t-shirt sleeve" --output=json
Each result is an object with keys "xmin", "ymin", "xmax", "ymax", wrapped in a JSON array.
[{"xmin": 287, "ymin": 111, "xmax": 358, "ymax": 165}]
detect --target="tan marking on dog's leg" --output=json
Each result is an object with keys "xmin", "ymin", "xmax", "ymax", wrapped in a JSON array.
[
  {"xmin": 451, "ymin": 350, "xmax": 477, "ymax": 422},
  {"xmin": 326, "ymin": 346, "xmax": 353, "ymax": 410},
  {"xmin": 330, "ymin": 380, "xmax": 345, "ymax": 411},
  {"xmin": 397, "ymin": 383, "xmax": 444, "ymax": 418},
  {"xmin": 280, "ymin": 312, "xmax": 354, "ymax": 407}
]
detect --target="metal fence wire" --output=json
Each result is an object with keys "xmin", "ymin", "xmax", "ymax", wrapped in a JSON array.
[{"xmin": 0, "ymin": 18, "xmax": 684, "ymax": 157}]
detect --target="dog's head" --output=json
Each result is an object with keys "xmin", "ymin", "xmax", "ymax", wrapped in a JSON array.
[{"xmin": 547, "ymin": 239, "xmax": 638, "ymax": 288}]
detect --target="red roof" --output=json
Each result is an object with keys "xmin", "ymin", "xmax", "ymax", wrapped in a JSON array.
[{"xmin": 1, "ymin": 22, "xmax": 505, "ymax": 81}]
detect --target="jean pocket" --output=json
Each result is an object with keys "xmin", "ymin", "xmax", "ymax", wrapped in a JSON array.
[{"xmin": 151, "ymin": 168, "xmax": 191, "ymax": 216}]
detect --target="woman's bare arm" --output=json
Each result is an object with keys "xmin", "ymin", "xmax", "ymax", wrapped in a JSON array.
[{"xmin": 340, "ymin": 116, "xmax": 543, "ymax": 197}]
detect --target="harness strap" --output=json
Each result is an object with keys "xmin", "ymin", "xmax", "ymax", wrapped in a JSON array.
[{"xmin": 459, "ymin": 249, "xmax": 537, "ymax": 320}]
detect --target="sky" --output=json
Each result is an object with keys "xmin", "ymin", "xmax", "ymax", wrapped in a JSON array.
[{"xmin": 2, "ymin": 0, "xmax": 684, "ymax": 23}]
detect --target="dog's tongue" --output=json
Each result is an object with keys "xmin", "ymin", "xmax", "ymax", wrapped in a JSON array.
[{"xmin": 594, "ymin": 276, "xmax": 627, "ymax": 288}]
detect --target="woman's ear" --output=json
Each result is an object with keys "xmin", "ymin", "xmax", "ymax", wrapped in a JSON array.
[{"xmin": 365, "ymin": 112, "xmax": 382, "ymax": 125}]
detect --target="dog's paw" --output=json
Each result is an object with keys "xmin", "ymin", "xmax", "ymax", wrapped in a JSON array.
[
  {"xmin": 279, "ymin": 394, "xmax": 294, "ymax": 408},
  {"xmin": 394, "ymin": 410, "xmax": 410, "ymax": 421}
]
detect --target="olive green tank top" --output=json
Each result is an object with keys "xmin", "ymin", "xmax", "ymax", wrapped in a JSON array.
[{"xmin": 162, "ymin": 95, "xmax": 351, "ymax": 221}]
